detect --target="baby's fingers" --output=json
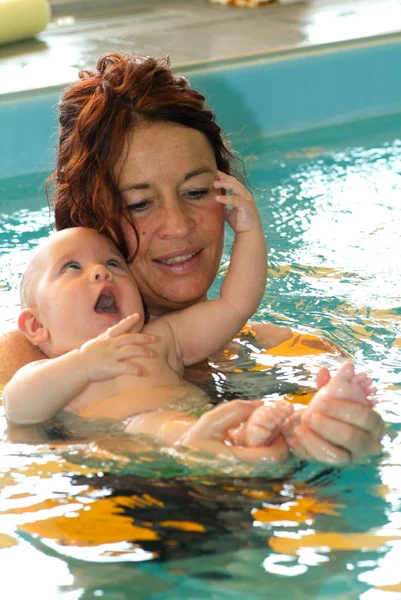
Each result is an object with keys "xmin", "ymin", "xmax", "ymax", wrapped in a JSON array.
[
  {"xmin": 214, "ymin": 193, "xmax": 254, "ymax": 209},
  {"xmin": 113, "ymin": 360, "xmax": 148, "ymax": 377},
  {"xmin": 115, "ymin": 332, "xmax": 157, "ymax": 347},
  {"xmin": 105, "ymin": 314, "xmax": 141, "ymax": 338},
  {"xmin": 214, "ymin": 171, "xmax": 249, "ymax": 197},
  {"xmin": 117, "ymin": 343, "xmax": 155, "ymax": 360}
]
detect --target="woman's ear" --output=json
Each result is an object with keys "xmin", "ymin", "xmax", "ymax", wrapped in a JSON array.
[{"xmin": 18, "ymin": 308, "xmax": 49, "ymax": 346}]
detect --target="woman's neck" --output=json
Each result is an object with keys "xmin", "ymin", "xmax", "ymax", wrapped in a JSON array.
[{"xmin": 147, "ymin": 294, "xmax": 208, "ymax": 322}]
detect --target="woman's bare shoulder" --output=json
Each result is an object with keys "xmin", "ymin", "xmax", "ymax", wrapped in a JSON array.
[{"xmin": 0, "ymin": 330, "xmax": 44, "ymax": 386}]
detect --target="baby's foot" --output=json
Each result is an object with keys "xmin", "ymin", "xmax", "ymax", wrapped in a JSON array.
[
  {"xmin": 310, "ymin": 362, "xmax": 375, "ymax": 410},
  {"xmin": 228, "ymin": 400, "xmax": 294, "ymax": 447}
]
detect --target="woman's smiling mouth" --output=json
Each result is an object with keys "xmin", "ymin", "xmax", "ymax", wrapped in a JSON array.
[
  {"xmin": 158, "ymin": 252, "xmax": 197, "ymax": 265},
  {"xmin": 154, "ymin": 249, "xmax": 203, "ymax": 271}
]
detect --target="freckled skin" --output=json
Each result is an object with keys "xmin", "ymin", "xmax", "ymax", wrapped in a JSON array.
[{"xmin": 117, "ymin": 121, "xmax": 226, "ymax": 317}]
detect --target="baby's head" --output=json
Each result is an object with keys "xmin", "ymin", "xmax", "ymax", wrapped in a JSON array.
[{"xmin": 19, "ymin": 227, "xmax": 144, "ymax": 358}]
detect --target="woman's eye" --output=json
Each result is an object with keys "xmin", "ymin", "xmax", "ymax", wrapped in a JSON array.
[
  {"xmin": 126, "ymin": 200, "xmax": 150, "ymax": 213},
  {"xmin": 186, "ymin": 188, "xmax": 209, "ymax": 200}
]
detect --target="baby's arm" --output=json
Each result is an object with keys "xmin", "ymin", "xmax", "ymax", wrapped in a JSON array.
[
  {"xmin": 126, "ymin": 400, "xmax": 290, "ymax": 464},
  {"xmin": 164, "ymin": 171, "xmax": 268, "ymax": 365},
  {"xmin": 3, "ymin": 315, "xmax": 154, "ymax": 424}
]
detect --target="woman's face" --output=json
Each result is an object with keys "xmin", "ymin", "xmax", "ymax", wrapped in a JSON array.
[{"xmin": 117, "ymin": 121, "xmax": 226, "ymax": 317}]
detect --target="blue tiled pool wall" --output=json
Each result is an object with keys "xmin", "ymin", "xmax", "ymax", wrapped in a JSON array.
[
  {"xmin": 1, "ymin": 35, "xmax": 401, "ymax": 179},
  {"xmin": 190, "ymin": 37, "xmax": 401, "ymax": 144}
]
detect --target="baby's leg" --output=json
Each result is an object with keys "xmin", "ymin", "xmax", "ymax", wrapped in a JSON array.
[
  {"xmin": 310, "ymin": 362, "xmax": 376, "ymax": 411},
  {"xmin": 228, "ymin": 400, "xmax": 294, "ymax": 447}
]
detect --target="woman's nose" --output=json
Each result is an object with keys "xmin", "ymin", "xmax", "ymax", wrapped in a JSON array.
[
  {"xmin": 158, "ymin": 198, "xmax": 195, "ymax": 239},
  {"xmin": 90, "ymin": 264, "xmax": 112, "ymax": 282}
]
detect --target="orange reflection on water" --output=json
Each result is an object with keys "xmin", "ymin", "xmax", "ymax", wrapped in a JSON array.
[
  {"xmin": 253, "ymin": 496, "xmax": 342, "ymax": 525},
  {"xmin": 19, "ymin": 495, "xmax": 161, "ymax": 546}
]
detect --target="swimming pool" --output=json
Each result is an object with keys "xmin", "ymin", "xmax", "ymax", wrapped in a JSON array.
[{"xmin": 1, "ymin": 35, "xmax": 401, "ymax": 599}]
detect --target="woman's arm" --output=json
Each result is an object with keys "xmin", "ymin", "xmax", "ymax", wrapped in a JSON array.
[{"xmin": 0, "ymin": 330, "xmax": 44, "ymax": 386}]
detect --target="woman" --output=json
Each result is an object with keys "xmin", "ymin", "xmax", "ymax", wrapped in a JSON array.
[{"xmin": 0, "ymin": 52, "xmax": 384, "ymax": 463}]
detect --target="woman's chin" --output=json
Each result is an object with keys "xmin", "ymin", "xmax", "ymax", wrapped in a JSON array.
[{"xmin": 147, "ymin": 287, "xmax": 209, "ymax": 315}]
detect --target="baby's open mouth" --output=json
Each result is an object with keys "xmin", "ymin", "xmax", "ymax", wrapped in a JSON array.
[{"xmin": 94, "ymin": 291, "xmax": 118, "ymax": 314}]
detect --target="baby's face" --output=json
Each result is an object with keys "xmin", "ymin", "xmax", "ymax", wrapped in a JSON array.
[{"xmin": 33, "ymin": 228, "xmax": 144, "ymax": 355}]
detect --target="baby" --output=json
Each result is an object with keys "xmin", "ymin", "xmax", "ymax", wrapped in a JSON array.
[{"xmin": 4, "ymin": 174, "xmax": 295, "ymax": 462}]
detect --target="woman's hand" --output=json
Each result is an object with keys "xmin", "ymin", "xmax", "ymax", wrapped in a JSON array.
[
  {"xmin": 179, "ymin": 400, "xmax": 290, "ymax": 464},
  {"xmin": 80, "ymin": 313, "xmax": 156, "ymax": 381},
  {"xmin": 282, "ymin": 362, "xmax": 384, "ymax": 464}
]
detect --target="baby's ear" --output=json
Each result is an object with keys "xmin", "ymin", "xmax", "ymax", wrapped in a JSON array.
[{"xmin": 18, "ymin": 308, "xmax": 49, "ymax": 345}]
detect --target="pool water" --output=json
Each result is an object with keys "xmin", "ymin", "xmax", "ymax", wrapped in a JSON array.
[{"xmin": 0, "ymin": 112, "xmax": 401, "ymax": 600}]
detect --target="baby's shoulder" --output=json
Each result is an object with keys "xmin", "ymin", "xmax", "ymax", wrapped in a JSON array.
[{"xmin": 143, "ymin": 318, "xmax": 182, "ymax": 366}]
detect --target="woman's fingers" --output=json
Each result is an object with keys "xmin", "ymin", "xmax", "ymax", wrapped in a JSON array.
[
  {"xmin": 230, "ymin": 435, "xmax": 290, "ymax": 463},
  {"xmin": 283, "ymin": 400, "xmax": 384, "ymax": 463},
  {"xmin": 289, "ymin": 423, "xmax": 352, "ymax": 465},
  {"xmin": 186, "ymin": 400, "xmax": 263, "ymax": 442},
  {"xmin": 303, "ymin": 410, "xmax": 383, "ymax": 458},
  {"xmin": 308, "ymin": 397, "xmax": 384, "ymax": 435}
]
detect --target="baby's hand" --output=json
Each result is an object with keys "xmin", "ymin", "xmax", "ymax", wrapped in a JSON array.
[
  {"xmin": 213, "ymin": 171, "xmax": 262, "ymax": 233},
  {"xmin": 79, "ymin": 314, "xmax": 156, "ymax": 382}
]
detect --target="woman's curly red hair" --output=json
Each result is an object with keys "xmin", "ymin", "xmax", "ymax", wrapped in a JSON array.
[{"xmin": 49, "ymin": 52, "xmax": 239, "ymax": 260}]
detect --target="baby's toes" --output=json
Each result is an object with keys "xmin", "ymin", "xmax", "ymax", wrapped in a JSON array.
[
  {"xmin": 244, "ymin": 401, "xmax": 293, "ymax": 446},
  {"xmin": 227, "ymin": 422, "xmax": 246, "ymax": 446},
  {"xmin": 334, "ymin": 361, "xmax": 355, "ymax": 383},
  {"xmin": 354, "ymin": 372, "xmax": 377, "ymax": 397},
  {"xmin": 320, "ymin": 362, "xmax": 367, "ymax": 403}
]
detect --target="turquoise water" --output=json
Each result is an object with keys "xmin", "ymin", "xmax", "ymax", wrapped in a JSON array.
[{"xmin": 0, "ymin": 113, "xmax": 401, "ymax": 599}]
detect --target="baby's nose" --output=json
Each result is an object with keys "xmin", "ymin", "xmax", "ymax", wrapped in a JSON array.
[{"xmin": 91, "ymin": 265, "xmax": 112, "ymax": 281}]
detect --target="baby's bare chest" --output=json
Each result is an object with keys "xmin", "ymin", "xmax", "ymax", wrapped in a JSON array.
[{"xmin": 65, "ymin": 343, "xmax": 192, "ymax": 420}]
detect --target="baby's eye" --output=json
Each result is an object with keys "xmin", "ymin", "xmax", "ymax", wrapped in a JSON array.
[
  {"xmin": 126, "ymin": 200, "xmax": 150, "ymax": 213},
  {"xmin": 107, "ymin": 258, "xmax": 123, "ymax": 268},
  {"xmin": 62, "ymin": 261, "xmax": 81, "ymax": 272}
]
